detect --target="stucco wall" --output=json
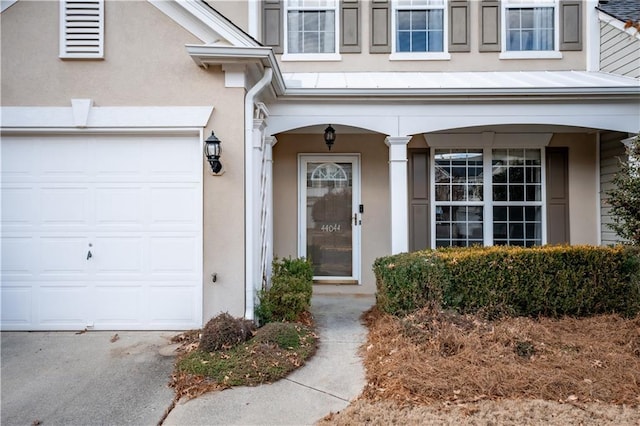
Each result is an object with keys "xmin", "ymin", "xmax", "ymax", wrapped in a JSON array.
[
  {"xmin": 548, "ymin": 133, "xmax": 599, "ymax": 245},
  {"xmin": 272, "ymin": 132, "xmax": 390, "ymax": 295},
  {"xmin": 1, "ymin": 1, "xmax": 249, "ymax": 321},
  {"xmin": 274, "ymin": 1, "xmax": 586, "ymax": 73}
]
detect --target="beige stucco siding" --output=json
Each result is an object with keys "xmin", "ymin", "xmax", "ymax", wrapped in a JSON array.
[
  {"xmin": 549, "ymin": 133, "xmax": 599, "ymax": 245},
  {"xmin": 1, "ymin": 1, "xmax": 249, "ymax": 322},
  {"xmin": 272, "ymin": 133, "xmax": 390, "ymax": 295},
  {"xmin": 276, "ymin": 1, "xmax": 586, "ymax": 73}
]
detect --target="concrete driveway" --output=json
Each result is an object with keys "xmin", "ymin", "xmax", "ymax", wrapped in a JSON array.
[{"xmin": 1, "ymin": 331, "xmax": 177, "ymax": 426}]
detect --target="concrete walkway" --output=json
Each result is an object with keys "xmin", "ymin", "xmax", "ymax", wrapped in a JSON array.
[{"xmin": 163, "ymin": 294, "xmax": 375, "ymax": 426}]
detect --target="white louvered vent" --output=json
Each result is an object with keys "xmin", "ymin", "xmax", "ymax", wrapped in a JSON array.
[{"xmin": 59, "ymin": 0, "xmax": 104, "ymax": 58}]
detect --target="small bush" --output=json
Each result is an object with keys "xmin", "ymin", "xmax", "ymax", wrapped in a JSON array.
[
  {"xmin": 374, "ymin": 245, "xmax": 640, "ymax": 318},
  {"xmin": 256, "ymin": 257, "xmax": 313, "ymax": 324},
  {"xmin": 199, "ymin": 312, "xmax": 256, "ymax": 352}
]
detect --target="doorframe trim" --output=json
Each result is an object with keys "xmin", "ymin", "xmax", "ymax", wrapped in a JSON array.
[{"xmin": 297, "ymin": 153, "xmax": 362, "ymax": 284}]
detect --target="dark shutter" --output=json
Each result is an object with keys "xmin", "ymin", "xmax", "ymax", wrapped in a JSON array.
[
  {"xmin": 409, "ymin": 150, "xmax": 430, "ymax": 251},
  {"xmin": 560, "ymin": 0, "xmax": 582, "ymax": 51},
  {"xmin": 546, "ymin": 147, "xmax": 570, "ymax": 244},
  {"xmin": 262, "ymin": 0, "xmax": 283, "ymax": 54},
  {"xmin": 340, "ymin": 0, "xmax": 361, "ymax": 53},
  {"xmin": 479, "ymin": 0, "xmax": 500, "ymax": 52},
  {"xmin": 370, "ymin": 0, "xmax": 391, "ymax": 53},
  {"xmin": 449, "ymin": 0, "xmax": 470, "ymax": 52}
]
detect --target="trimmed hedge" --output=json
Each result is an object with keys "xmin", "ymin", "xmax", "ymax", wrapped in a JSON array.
[{"xmin": 374, "ymin": 245, "xmax": 640, "ymax": 318}]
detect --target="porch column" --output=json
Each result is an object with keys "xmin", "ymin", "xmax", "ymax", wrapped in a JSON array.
[
  {"xmin": 386, "ymin": 136, "xmax": 411, "ymax": 254},
  {"xmin": 264, "ymin": 135, "xmax": 278, "ymax": 289},
  {"xmin": 246, "ymin": 112, "xmax": 267, "ymax": 320}
]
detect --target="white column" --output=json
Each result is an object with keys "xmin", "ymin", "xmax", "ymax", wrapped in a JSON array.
[
  {"xmin": 265, "ymin": 136, "xmax": 278, "ymax": 288},
  {"xmin": 386, "ymin": 136, "xmax": 411, "ymax": 254}
]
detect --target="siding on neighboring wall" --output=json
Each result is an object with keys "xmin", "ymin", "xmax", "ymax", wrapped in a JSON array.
[
  {"xmin": 600, "ymin": 131, "xmax": 628, "ymax": 245},
  {"xmin": 600, "ymin": 21, "xmax": 640, "ymax": 78}
]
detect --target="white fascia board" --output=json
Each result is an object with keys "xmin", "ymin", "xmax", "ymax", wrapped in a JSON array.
[
  {"xmin": 186, "ymin": 44, "xmax": 286, "ymax": 96},
  {"xmin": 1, "ymin": 105, "xmax": 214, "ymax": 129},
  {"xmin": 281, "ymin": 86, "xmax": 640, "ymax": 100},
  {"xmin": 598, "ymin": 10, "xmax": 640, "ymax": 41},
  {"xmin": 149, "ymin": 0, "xmax": 257, "ymax": 47}
]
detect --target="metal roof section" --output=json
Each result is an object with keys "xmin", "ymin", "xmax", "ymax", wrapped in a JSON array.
[{"xmin": 281, "ymin": 71, "xmax": 640, "ymax": 98}]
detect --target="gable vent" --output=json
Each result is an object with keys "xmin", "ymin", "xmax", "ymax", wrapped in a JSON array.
[{"xmin": 59, "ymin": 0, "xmax": 104, "ymax": 58}]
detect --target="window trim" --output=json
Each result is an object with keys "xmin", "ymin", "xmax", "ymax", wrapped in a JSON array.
[
  {"xmin": 282, "ymin": 0, "xmax": 342, "ymax": 61},
  {"xmin": 390, "ymin": 0, "xmax": 451, "ymax": 60},
  {"xmin": 500, "ymin": 0, "xmax": 562, "ymax": 60},
  {"xmin": 427, "ymin": 135, "xmax": 550, "ymax": 248}
]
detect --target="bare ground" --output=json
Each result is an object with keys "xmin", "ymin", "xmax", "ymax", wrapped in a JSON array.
[{"xmin": 319, "ymin": 307, "xmax": 640, "ymax": 425}]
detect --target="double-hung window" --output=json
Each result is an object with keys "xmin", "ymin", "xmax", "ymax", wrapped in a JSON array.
[
  {"xmin": 392, "ymin": 0, "xmax": 449, "ymax": 60},
  {"xmin": 502, "ymin": 0, "xmax": 560, "ymax": 58},
  {"xmin": 432, "ymin": 147, "xmax": 545, "ymax": 248},
  {"xmin": 285, "ymin": 0, "xmax": 340, "ymax": 60}
]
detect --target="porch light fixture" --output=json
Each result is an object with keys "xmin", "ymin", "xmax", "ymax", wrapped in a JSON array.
[
  {"xmin": 324, "ymin": 125, "xmax": 336, "ymax": 151},
  {"xmin": 204, "ymin": 131, "xmax": 223, "ymax": 174}
]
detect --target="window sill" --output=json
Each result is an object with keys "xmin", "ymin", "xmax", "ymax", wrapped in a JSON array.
[
  {"xmin": 281, "ymin": 53, "xmax": 342, "ymax": 62},
  {"xmin": 390, "ymin": 52, "xmax": 451, "ymax": 61},
  {"xmin": 499, "ymin": 51, "xmax": 563, "ymax": 60}
]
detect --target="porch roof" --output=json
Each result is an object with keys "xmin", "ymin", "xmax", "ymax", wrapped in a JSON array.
[{"xmin": 281, "ymin": 71, "xmax": 640, "ymax": 98}]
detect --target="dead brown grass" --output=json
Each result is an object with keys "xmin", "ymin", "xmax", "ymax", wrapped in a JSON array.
[
  {"xmin": 360, "ymin": 307, "xmax": 640, "ymax": 406},
  {"xmin": 319, "ymin": 307, "xmax": 640, "ymax": 425}
]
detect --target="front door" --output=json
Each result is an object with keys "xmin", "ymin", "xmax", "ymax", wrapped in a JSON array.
[{"xmin": 299, "ymin": 155, "xmax": 361, "ymax": 283}]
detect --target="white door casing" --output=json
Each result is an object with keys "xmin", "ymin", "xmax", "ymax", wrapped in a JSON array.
[
  {"xmin": 298, "ymin": 154, "xmax": 361, "ymax": 283},
  {"xmin": 1, "ymin": 134, "xmax": 203, "ymax": 330}
]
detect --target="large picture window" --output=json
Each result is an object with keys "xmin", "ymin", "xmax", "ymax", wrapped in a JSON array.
[
  {"xmin": 286, "ymin": 0, "xmax": 337, "ymax": 55},
  {"xmin": 394, "ymin": 0, "xmax": 445, "ymax": 54},
  {"xmin": 431, "ymin": 147, "xmax": 544, "ymax": 248},
  {"xmin": 504, "ymin": 0, "xmax": 556, "ymax": 52}
]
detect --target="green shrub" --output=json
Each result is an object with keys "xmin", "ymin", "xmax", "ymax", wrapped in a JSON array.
[
  {"xmin": 199, "ymin": 312, "xmax": 256, "ymax": 352},
  {"xmin": 374, "ymin": 245, "xmax": 640, "ymax": 318},
  {"xmin": 256, "ymin": 257, "xmax": 313, "ymax": 324}
]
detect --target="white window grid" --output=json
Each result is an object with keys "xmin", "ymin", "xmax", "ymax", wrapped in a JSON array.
[
  {"xmin": 390, "ymin": 0, "xmax": 450, "ymax": 60},
  {"xmin": 283, "ymin": 0, "xmax": 340, "ymax": 60},
  {"xmin": 430, "ymin": 147, "xmax": 547, "ymax": 248},
  {"xmin": 501, "ymin": 0, "xmax": 560, "ymax": 56}
]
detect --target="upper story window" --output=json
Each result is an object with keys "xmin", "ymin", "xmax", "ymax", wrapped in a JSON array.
[
  {"xmin": 391, "ymin": 0, "xmax": 450, "ymax": 60},
  {"xmin": 284, "ymin": 0, "xmax": 341, "ymax": 60},
  {"xmin": 501, "ymin": 0, "xmax": 561, "ymax": 59},
  {"xmin": 59, "ymin": 0, "xmax": 104, "ymax": 59}
]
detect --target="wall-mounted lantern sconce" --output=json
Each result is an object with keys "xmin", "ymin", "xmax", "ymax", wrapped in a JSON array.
[
  {"xmin": 204, "ymin": 131, "xmax": 223, "ymax": 174},
  {"xmin": 324, "ymin": 125, "xmax": 336, "ymax": 151}
]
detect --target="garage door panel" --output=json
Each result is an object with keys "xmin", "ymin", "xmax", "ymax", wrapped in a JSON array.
[
  {"xmin": 40, "ymin": 237, "xmax": 90, "ymax": 276},
  {"xmin": 93, "ymin": 286, "xmax": 142, "ymax": 326},
  {"xmin": 2, "ymin": 187, "xmax": 37, "ymax": 226},
  {"xmin": 93, "ymin": 236, "xmax": 144, "ymax": 275},
  {"xmin": 39, "ymin": 138, "xmax": 89, "ymax": 178},
  {"xmin": 95, "ymin": 187, "xmax": 144, "ymax": 226},
  {"xmin": 1, "ymin": 287, "xmax": 32, "ymax": 326},
  {"xmin": 2, "ymin": 237, "xmax": 37, "ymax": 277},
  {"xmin": 147, "ymin": 287, "xmax": 198, "ymax": 325},
  {"xmin": 149, "ymin": 138, "xmax": 201, "ymax": 178},
  {"xmin": 41, "ymin": 187, "xmax": 91, "ymax": 226},
  {"xmin": 1, "ymin": 140, "xmax": 36, "ymax": 181},
  {"xmin": 151, "ymin": 186, "xmax": 199, "ymax": 226},
  {"xmin": 38, "ymin": 286, "xmax": 90, "ymax": 327},
  {"xmin": 150, "ymin": 236, "xmax": 199, "ymax": 274},
  {"xmin": 93, "ymin": 139, "xmax": 143, "ymax": 178}
]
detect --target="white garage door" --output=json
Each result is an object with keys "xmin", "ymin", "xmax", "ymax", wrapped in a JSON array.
[{"xmin": 1, "ymin": 134, "xmax": 203, "ymax": 330}]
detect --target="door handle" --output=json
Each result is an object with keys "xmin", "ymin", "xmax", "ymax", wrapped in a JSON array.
[
  {"xmin": 353, "ymin": 213, "xmax": 358, "ymax": 225},
  {"xmin": 87, "ymin": 250, "xmax": 92, "ymax": 260}
]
